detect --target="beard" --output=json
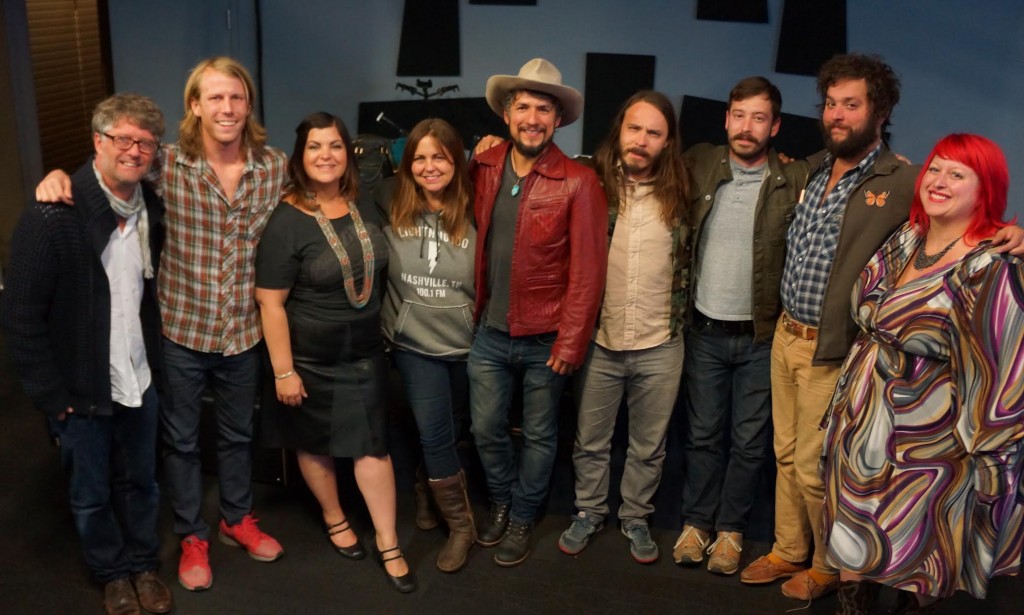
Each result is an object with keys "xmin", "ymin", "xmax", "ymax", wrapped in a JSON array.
[
  {"xmin": 728, "ymin": 132, "xmax": 769, "ymax": 162},
  {"xmin": 620, "ymin": 147, "xmax": 655, "ymax": 178},
  {"xmin": 511, "ymin": 131, "xmax": 554, "ymax": 159},
  {"xmin": 821, "ymin": 120, "xmax": 878, "ymax": 158}
]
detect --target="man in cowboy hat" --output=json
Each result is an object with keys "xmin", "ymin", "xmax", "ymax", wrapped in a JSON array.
[{"xmin": 468, "ymin": 57, "xmax": 608, "ymax": 567}]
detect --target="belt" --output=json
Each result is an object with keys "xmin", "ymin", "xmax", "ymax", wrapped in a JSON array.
[
  {"xmin": 781, "ymin": 311, "xmax": 817, "ymax": 340},
  {"xmin": 694, "ymin": 310, "xmax": 755, "ymax": 336}
]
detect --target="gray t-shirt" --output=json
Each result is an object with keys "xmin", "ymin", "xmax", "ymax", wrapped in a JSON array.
[
  {"xmin": 694, "ymin": 159, "xmax": 766, "ymax": 321},
  {"xmin": 483, "ymin": 151, "xmax": 524, "ymax": 331}
]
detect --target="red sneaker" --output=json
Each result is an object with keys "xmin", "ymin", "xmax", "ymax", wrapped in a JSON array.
[
  {"xmin": 178, "ymin": 535, "xmax": 212, "ymax": 591},
  {"xmin": 218, "ymin": 514, "xmax": 284, "ymax": 562}
]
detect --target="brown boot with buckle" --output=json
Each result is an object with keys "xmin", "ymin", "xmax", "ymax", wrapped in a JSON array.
[
  {"xmin": 131, "ymin": 570, "xmax": 173, "ymax": 614},
  {"xmin": 414, "ymin": 466, "xmax": 439, "ymax": 530},
  {"xmin": 104, "ymin": 578, "xmax": 140, "ymax": 615},
  {"xmin": 429, "ymin": 470, "xmax": 477, "ymax": 572}
]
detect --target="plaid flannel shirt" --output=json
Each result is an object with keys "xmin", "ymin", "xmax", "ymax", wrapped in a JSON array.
[
  {"xmin": 156, "ymin": 143, "xmax": 288, "ymax": 355},
  {"xmin": 781, "ymin": 145, "xmax": 881, "ymax": 326}
]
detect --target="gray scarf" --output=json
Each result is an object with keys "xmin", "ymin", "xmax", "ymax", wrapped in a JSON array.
[{"xmin": 93, "ymin": 164, "xmax": 153, "ymax": 279}]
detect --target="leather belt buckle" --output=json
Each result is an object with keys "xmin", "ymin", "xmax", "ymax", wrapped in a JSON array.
[{"xmin": 782, "ymin": 312, "xmax": 817, "ymax": 340}]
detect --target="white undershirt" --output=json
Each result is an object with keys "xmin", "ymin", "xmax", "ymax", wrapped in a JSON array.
[{"xmin": 102, "ymin": 213, "xmax": 151, "ymax": 407}]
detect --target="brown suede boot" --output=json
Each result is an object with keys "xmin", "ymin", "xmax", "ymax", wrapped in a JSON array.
[
  {"xmin": 414, "ymin": 466, "xmax": 439, "ymax": 530},
  {"xmin": 429, "ymin": 470, "xmax": 477, "ymax": 572}
]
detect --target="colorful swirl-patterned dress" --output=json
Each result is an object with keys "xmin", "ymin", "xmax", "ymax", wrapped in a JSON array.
[{"xmin": 822, "ymin": 222, "xmax": 1024, "ymax": 599}]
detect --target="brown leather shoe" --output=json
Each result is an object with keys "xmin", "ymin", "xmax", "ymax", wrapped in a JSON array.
[
  {"xmin": 132, "ymin": 570, "xmax": 173, "ymax": 614},
  {"xmin": 103, "ymin": 578, "xmax": 140, "ymax": 615},
  {"xmin": 739, "ymin": 554, "xmax": 805, "ymax": 584},
  {"xmin": 780, "ymin": 569, "xmax": 839, "ymax": 601}
]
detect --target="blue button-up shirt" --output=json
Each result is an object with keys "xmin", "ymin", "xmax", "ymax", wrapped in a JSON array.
[{"xmin": 781, "ymin": 144, "xmax": 882, "ymax": 326}]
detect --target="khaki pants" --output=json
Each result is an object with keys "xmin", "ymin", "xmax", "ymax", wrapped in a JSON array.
[{"xmin": 769, "ymin": 315, "xmax": 839, "ymax": 574}]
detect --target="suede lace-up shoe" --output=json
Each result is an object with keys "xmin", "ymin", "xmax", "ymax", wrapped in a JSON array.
[
  {"xmin": 558, "ymin": 511, "xmax": 604, "ymax": 555},
  {"xmin": 621, "ymin": 519, "xmax": 659, "ymax": 564}
]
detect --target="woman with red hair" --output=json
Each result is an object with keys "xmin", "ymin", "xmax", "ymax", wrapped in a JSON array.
[{"xmin": 822, "ymin": 134, "xmax": 1024, "ymax": 613}]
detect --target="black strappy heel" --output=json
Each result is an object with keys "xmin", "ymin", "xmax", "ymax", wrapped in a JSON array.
[
  {"xmin": 378, "ymin": 545, "xmax": 416, "ymax": 593},
  {"xmin": 325, "ymin": 519, "xmax": 365, "ymax": 560}
]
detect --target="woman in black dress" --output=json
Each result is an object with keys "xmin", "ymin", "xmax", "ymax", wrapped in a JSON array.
[{"xmin": 255, "ymin": 111, "xmax": 414, "ymax": 593}]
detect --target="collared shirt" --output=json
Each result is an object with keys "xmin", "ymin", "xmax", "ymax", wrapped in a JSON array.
[
  {"xmin": 157, "ymin": 143, "xmax": 289, "ymax": 355},
  {"xmin": 781, "ymin": 144, "xmax": 882, "ymax": 326},
  {"xmin": 596, "ymin": 180, "xmax": 673, "ymax": 351},
  {"xmin": 103, "ymin": 212, "xmax": 151, "ymax": 407}
]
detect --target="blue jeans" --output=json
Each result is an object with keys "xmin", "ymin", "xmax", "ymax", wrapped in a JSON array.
[
  {"xmin": 573, "ymin": 336, "xmax": 684, "ymax": 523},
  {"xmin": 468, "ymin": 325, "xmax": 567, "ymax": 524},
  {"xmin": 160, "ymin": 337, "xmax": 259, "ymax": 539},
  {"xmin": 681, "ymin": 321, "xmax": 772, "ymax": 533},
  {"xmin": 393, "ymin": 349, "xmax": 468, "ymax": 479},
  {"xmin": 51, "ymin": 386, "xmax": 160, "ymax": 583}
]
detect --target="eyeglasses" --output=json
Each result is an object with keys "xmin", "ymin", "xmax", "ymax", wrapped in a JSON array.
[{"xmin": 102, "ymin": 132, "xmax": 159, "ymax": 155}]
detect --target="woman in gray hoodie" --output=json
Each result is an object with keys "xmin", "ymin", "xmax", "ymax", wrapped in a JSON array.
[{"xmin": 379, "ymin": 119, "xmax": 477, "ymax": 572}]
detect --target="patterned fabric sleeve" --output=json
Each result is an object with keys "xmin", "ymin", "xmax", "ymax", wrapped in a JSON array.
[
  {"xmin": 951, "ymin": 252, "xmax": 1024, "ymax": 455},
  {"xmin": 949, "ymin": 251, "xmax": 1024, "ymax": 591}
]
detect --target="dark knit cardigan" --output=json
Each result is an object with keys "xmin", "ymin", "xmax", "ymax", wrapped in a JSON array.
[{"xmin": 0, "ymin": 161, "xmax": 165, "ymax": 417}]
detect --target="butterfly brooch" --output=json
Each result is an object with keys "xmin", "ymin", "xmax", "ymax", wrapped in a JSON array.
[{"xmin": 864, "ymin": 190, "xmax": 890, "ymax": 207}]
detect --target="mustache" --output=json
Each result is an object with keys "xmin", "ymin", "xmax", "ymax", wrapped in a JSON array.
[
  {"xmin": 731, "ymin": 132, "xmax": 759, "ymax": 143},
  {"xmin": 624, "ymin": 147, "xmax": 651, "ymax": 160}
]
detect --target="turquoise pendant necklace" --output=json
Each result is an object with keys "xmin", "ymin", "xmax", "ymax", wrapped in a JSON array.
[{"xmin": 509, "ymin": 155, "xmax": 526, "ymax": 197}]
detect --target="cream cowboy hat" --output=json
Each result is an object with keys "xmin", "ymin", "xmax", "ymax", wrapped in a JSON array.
[{"xmin": 485, "ymin": 58, "xmax": 584, "ymax": 126}]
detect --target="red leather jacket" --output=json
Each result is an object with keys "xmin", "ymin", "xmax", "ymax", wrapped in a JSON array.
[{"xmin": 471, "ymin": 141, "xmax": 608, "ymax": 366}]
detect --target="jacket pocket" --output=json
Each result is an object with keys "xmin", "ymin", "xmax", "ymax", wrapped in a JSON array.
[{"xmin": 524, "ymin": 197, "xmax": 569, "ymax": 248}]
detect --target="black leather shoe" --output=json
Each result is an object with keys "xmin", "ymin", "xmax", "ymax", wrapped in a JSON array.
[
  {"xmin": 131, "ymin": 570, "xmax": 173, "ymax": 613},
  {"xmin": 494, "ymin": 520, "xmax": 532, "ymax": 567},
  {"xmin": 326, "ymin": 519, "xmax": 366, "ymax": 560},
  {"xmin": 378, "ymin": 546, "xmax": 417, "ymax": 593},
  {"xmin": 477, "ymin": 502, "xmax": 510, "ymax": 547},
  {"xmin": 104, "ymin": 578, "xmax": 140, "ymax": 615}
]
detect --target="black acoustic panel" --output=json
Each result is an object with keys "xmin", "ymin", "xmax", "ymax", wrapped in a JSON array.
[
  {"xmin": 397, "ymin": 0, "xmax": 460, "ymax": 76},
  {"xmin": 357, "ymin": 98, "xmax": 507, "ymax": 152},
  {"xmin": 582, "ymin": 53, "xmax": 656, "ymax": 156},
  {"xmin": 680, "ymin": 95, "xmax": 823, "ymax": 161},
  {"xmin": 696, "ymin": 0, "xmax": 768, "ymax": 23},
  {"xmin": 776, "ymin": 0, "xmax": 847, "ymax": 76}
]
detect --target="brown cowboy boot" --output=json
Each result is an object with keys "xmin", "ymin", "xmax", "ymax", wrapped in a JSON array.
[
  {"xmin": 414, "ymin": 466, "xmax": 439, "ymax": 530},
  {"xmin": 428, "ymin": 470, "xmax": 477, "ymax": 572}
]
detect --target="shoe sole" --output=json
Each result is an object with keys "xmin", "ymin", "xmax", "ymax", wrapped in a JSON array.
[
  {"xmin": 494, "ymin": 549, "xmax": 531, "ymax": 567},
  {"xmin": 218, "ymin": 532, "xmax": 284, "ymax": 562},
  {"xmin": 178, "ymin": 575, "xmax": 212, "ymax": 592},
  {"xmin": 707, "ymin": 563, "xmax": 739, "ymax": 575},
  {"xmin": 476, "ymin": 536, "xmax": 504, "ymax": 548},
  {"xmin": 631, "ymin": 551, "xmax": 659, "ymax": 565},
  {"xmin": 740, "ymin": 570, "xmax": 802, "ymax": 585},
  {"xmin": 780, "ymin": 585, "xmax": 836, "ymax": 600},
  {"xmin": 558, "ymin": 540, "xmax": 586, "ymax": 555}
]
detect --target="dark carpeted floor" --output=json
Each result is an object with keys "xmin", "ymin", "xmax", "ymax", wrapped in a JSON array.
[{"xmin": 1, "ymin": 333, "xmax": 1021, "ymax": 614}]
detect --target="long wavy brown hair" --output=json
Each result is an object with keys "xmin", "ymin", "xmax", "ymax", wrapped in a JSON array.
[
  {"xmin": 390, "ymin": 118, "xmax": 473, "ymax": 244},
  {"xmin": 178, "ymin": 56, "xmax": 267, "ymax": 160},
  {"xmin": 594, "ymin": 90, "xmax": 689, "ymax": 225}
]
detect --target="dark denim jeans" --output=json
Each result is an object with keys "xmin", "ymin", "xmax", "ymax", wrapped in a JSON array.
[
  {"xmin": 468, "ymin": 324, "xmax": 567, "ymax": 524},
  {"xmin": 681, "ymin": 322, "xmax": 772, "ymax": 533},
  {"xmin": 160, "ymin": 337, "xmax": 259, "ymax": 539},
  {"xmin": 393, "ymin": 349, "xmax": 468, "ymax": 479},
  {"xmin": 51, "ymin": 386, "xmax": 160, "ymax": 583}
]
